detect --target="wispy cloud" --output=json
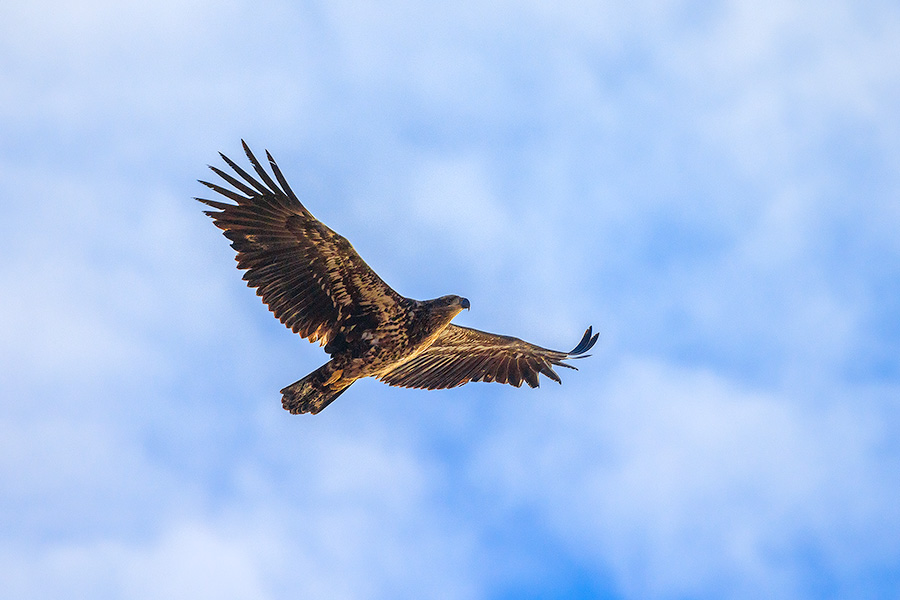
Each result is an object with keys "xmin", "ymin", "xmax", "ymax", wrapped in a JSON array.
[
  {"xmin": 1, "ymin": 0, "xmax": 898, "ymax": 598},
  {"xmin": 477, "ymin": 357, "xmax": 900, "ymax": 597}
]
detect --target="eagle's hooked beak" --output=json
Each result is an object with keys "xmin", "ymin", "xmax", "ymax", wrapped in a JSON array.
[{"xmin": 460, "ymin": 297, "xmax": 470, "ymax": 310}]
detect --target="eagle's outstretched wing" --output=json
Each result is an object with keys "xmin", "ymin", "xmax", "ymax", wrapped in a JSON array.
[
  {"xmin": 196, "ymin": 141, "xmax": 407, "ymax": 353},
  {"xmin": 379, "ymin": 325, "xmax": 598, "ymax": 389}
]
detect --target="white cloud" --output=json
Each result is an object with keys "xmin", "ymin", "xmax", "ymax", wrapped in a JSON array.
[
  {"xmin": 409, "ymin": 154, "xmax": 514, "ymax": 272},
  {"xmin": 0, "ymin": 522, "xmax": 269, "ymax": 600},
  {"xmin": 0, "ymin": 419, "xmax": 486, "ymax": 600},
  {"xmin": 476, "ymin": 357, "xmax": 900, "ymax": 597},
  {"xmin": 662, "ymin": 0, "xmax": 900, "ymax": 176}
]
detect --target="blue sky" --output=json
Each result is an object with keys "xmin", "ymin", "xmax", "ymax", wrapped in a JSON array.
[{"xmin": 2, "ymin": 0, "xmax": 899, "ymax": 598}]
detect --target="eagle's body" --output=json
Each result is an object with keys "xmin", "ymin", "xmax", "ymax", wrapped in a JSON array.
[{"xmin": 198, "ymin": 142, "xmax": 597, "ymax": 414}]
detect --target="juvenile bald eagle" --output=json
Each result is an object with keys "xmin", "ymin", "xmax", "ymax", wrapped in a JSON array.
[{"xmin": 197, "ymin": 142, "xmax": 598, "ymax": 414}]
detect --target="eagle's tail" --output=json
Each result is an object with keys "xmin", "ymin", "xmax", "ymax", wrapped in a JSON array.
[{"xmin": 280, "ymin": 361, "xmax": 353, "ymax": 415}]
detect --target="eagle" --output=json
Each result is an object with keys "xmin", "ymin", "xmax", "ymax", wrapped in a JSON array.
[{"xmin": 197, "ymin": 141, "xmax": 598, "ymax": 414}]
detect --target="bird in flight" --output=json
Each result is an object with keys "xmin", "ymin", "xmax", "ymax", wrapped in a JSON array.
[{"xmin": 197, "ymin": 142, "xmax": 598, "ymax": 414}]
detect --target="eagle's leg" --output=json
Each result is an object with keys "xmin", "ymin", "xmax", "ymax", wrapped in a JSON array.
[{"xmin": 280, "ymin": 360, "xmax": 353, "ymax": 415}]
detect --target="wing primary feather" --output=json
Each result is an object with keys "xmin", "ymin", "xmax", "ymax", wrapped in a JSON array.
[
  {"xmin": 228, "ymin": 199, "xmax": 290, "ymax": 223},
  {"xmin": 568, "ymin": 327, "xmax": 591, "ymax": 354},
  {"xmin": 198, "ymin": 180, "xmax": 246, "ymax": 204},
  {"xmin": 558, "ymin": 362, "xmax": 578, "ymax": 371},
  {"xmin": 195, "ymin": 197, "xmax": 233, "ymax": 211},
  {"xmin": 266, "ymin": 150, "xmax": 312, "ymax": 218},
  {"xmin": 266, "ymin": 150, "xmax": 303, "ymax": 206},
  {"xmin": 208, "ymin": 165, "xmax": 257, "ymax": 197},
  {"xmin": 241, "ymin": 140, "xmax": 281, "ymax": 193},
  {"xmin": 523, "ymin": 359, "xmax": 541, "ymax": 388},
  {"xmin": 568, "ymin": 326, "xmax": 598, "ymax": 355},
  {"xmin": 539, "ymin": 363, "xmax": 562, "ymax": 384},
  {"xmin": 218, "ymin": 151, "xmax": 270, "ymax": 195}
]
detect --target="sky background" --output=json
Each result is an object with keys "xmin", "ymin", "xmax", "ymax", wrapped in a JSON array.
[{"xmin": 2, "ymin": 0, "xmax": 899, "ymax": 598}]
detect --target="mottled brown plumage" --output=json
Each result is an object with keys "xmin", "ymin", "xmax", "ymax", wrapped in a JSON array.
[{"xmin": 197, "ymin": 141, "xmax": 598, "ymax": 414}]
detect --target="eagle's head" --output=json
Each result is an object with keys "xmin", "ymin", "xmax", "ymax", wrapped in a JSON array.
[{"xmin": 434, "ymin": 294, "xmax": 470, "ymax": 312}]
